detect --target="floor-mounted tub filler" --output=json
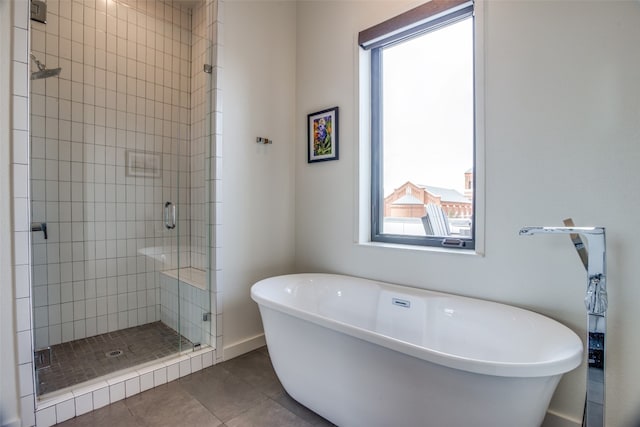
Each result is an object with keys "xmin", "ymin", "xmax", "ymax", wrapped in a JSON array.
[
  {"xmin": 251, "ymin": 273, "xmax": 583, "ymax": 427},
  {"xmin": 520, "ymin": 225, "xmax": 607, "ymax": 427}
]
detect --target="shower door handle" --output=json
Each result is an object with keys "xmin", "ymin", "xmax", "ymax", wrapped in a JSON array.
[{"xmin": 164, "ymin": 202, "xmax": 176, "ymax": 230}]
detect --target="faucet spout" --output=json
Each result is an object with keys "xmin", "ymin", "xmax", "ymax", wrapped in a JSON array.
[
  {"xmin": 519, "ymin": 226, "xmax": 604, "ymax": 236},
  {"xmin": 519, "ymin": 226, "xmax": 606, "ymax": 280}
]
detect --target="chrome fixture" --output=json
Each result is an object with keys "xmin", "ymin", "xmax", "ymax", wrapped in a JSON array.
[
  {"xmin": 164, "ymin": 201, "xmax": 176, "ymax": 230},
  {"xmin": 31, "ymin": 222, "xmax": 47, "ymax": 239},
  {"xmin": 30, "ymin": 53, "xmax": 61, "ymax": 80},
  {"xmin": 30, "ymin": 0, "xmax": 47, "ymax": 23},
  {"xmin": 519, "ymin": 226, "xmax": 606, "ymax": 427},
  {"xmin": 391, "ymin": 298, "xmax": 411, "ymax": 308},
  {"xmin": 34, "ymin": 347, "xmax": 52, "ymax": 370}
]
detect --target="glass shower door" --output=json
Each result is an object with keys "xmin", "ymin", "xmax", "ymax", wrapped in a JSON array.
[
  {"xmin": 29, "ymin": 0, "xmax": 206, "ymax": 396},
  {"xmin": 159, "ymin": 4, "xmax": 214, "ymax": 353},
  {"xmin": 173, "ymin": 15, "xmax": 214, "ymax": 351}
]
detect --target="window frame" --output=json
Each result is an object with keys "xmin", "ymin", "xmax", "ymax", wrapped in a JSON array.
[{"xmin": 361, "ymin": 0, "xmax": 477, "ymax": 250}]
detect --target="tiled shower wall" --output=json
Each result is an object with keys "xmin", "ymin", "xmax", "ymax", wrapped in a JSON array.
[
  {"xmin": 29, "ymin": 0, "xmax": 196, "ymax": 349},
  {"xmin": 189, "ymin": 0, "xmax": 209, "ymax": 271}
]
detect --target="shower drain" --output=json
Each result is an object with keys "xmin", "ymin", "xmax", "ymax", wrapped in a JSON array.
[{"xmin": 105, "ymin": 349, "xmax": 123, "ymax": 358}]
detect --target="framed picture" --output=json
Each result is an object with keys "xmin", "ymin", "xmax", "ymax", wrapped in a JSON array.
[
  {"xmin": 125, "ymin": 150, "xmax": 162, "ymax": 177},
  {"xmin": 308, "ymin": 107, "xmax": 339, "ymax": 163}
]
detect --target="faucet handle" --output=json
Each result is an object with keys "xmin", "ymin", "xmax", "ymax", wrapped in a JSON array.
[{"xmin": 585, "ymin": 274, "xmax": 607, "ymax": 315}]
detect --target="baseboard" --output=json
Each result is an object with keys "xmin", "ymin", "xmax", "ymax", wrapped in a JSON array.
[
  {"xmin": 543, "ymin": 409, "xmax": 581, "ymax": 427},
  {"xmin": 222, "ymin": 333, "xmax": 266, "ymax": 361}
]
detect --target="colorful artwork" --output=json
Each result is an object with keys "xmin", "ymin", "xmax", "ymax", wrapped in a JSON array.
[
  {"xmin": 308, "ymin": 107, "xmax": 339, "ymax": 163},
  {"xmin": 313, "ymin": 116, "xmax": 333, "ymax": 156}
]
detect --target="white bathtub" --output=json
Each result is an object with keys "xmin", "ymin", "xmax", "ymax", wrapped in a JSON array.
[{"xmin": 251, "ymin": 273, "xmax": 582, "ymax": 427}]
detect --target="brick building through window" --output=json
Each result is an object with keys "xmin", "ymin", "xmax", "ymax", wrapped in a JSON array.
[{"xmin": 384, "ymin": 178, "xmax": 472, "ymax": 219}]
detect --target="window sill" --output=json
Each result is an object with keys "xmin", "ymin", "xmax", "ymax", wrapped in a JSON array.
[{"xmin": 356, "ymin": 240, "xmax": 483, "ymax": 256}]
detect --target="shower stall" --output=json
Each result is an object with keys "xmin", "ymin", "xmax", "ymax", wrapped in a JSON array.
[{"xmin": 28, "ymin": 0, "xmax": 218, "ymax": 397}]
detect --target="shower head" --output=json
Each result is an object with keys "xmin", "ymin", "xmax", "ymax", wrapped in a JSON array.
[
  {"xmin": 31, "ymin": 67, "xmax": 61, "ymax": 80},
  {"xmin": 30, "ymin": 53, "xmax": 61, "ymax": 80}
]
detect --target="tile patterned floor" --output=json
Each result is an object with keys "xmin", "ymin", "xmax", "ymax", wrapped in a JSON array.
[
  {"xmin": 55, "ymin": 347, "xmax": 335, "ymax": 427},
  {"xmin": 38, "ymin": 322, "xmax": 192, "ymax": 395}
]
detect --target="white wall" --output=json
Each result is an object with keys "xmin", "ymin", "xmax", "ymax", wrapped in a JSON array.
[
  {"xmin": 222, "ymin": 0, "xmax": 297, "ymax": 356},
  {"xmin": 295, "ymin": 1, "xmax": 640, "ymax": 426}
]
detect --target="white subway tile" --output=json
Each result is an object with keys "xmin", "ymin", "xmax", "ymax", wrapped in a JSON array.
[
  {"xmin": 190, "ymin": 353, "xmax": 203, "ymax": 373},
  {"xmin": 18, "ymin": 363, "xmax": 34, "ymax": 397},
  {"xmin": 13, "ymin": 0, "xmax": 28, "ymax": 28},
  {"xmin": 202, "ymin": 349, "xmax": 214, "ymax": 368},
  {"xmin": 12, "ymin": 61, "xmax": 28, "ymax": 97},
  {"xmin": 12, "ymin": 129, "xmax": 29, "ymax": 164},
  {"xmin": 12, "ymin": 95, "xmax": 28, "ymax": 130},
  {"xmin": 17, "ymin": 330, "xmax": 32, "ymax": 365},
  {"xmin": 34, "ymin": 306, "xmax": 48, "ymax": 328},
  {"xmin": 49, "ymin": 324, "xmax": 62, "ymax": 345},
  {"xmin": 125, "ymin": 377, "xmax": 140, "ymax": 398},
  {"xmin": 20, "ymin": 394, "xmax": 36, "ymax": 427},
  {"xmin": 97, "ymin": 315, "xmax": 108, "ymax": 334},
  {"xmin": 48, "ymin": 304, "xmax": 61, "ymax": 325},
  {"xmin": 93, "ymin": 386, "xmax": 110, "ymax": 409},
  {"xmin": 15, "ymin": 297, "xmax": 31, "ymax": 332},
  {"xmin": 32, "ymin": 270, "xmax": 47, "ymax": 293},
  {"xmin": 46, "ymin": 10, "xmax": 59, "ymax": 35},
  {"xmin": 85, "ymin": 316, "xmax": 97, "ymax": 337},
  {"xmin": 139, "ymin": 371, "xmax": 154, "ymax": 392},
  {"xmin": 14, "ymin": 264, "xmax": 30, "ymax": 298},
  {"xmin": 109, "ymin": 381, "xmax": 125, "ymax": 403},
  {"xmin": 62, "ymin": 321, "xmax": 74, "ymax": 342},
  {"xmin": 153, "ymin": 366, "xmax": 167, "ymax": 386},
  {"xmin": 166, "ymin": 360, "xmax": 180, "ymax": 382},
  {"xmin": 13, "ymin": 231, "xmax": 30, "ymax": 265},
  {"xmin": 13, "ymin": 197, "xmax": 29, "ymax": 231},
  {"xmin": 34, "ymin": 326, "xmax": 49, "ymax": 349},
  {"xmin": 73, "ymin": 319, "xmax": 86, "ymax": 340},
  {"xmin": 179, "ymin": 356, "xmax": 191, "ymax": 378},
  {"xmin": 12, "ymin": 164, "xmax": 29, "ymax": 198},
  {"xmin": 12, "ymin": 28, "xmax": 28, "ymax": 63},
  {"xmin": 75, "ymin": 392, "xmax": 93, "ymax": 416},
  {"xmin": 56, "ymin": 398, "xmax": 76, "ymax": 423},
  {"xmin": 35, "ymin": 405, "xmax": 56, "ymax": 427}
]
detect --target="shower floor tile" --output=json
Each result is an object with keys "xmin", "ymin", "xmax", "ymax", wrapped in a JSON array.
[{"xmin": 37, "ymin": 322, "xmax": 192, "ymax": 395}]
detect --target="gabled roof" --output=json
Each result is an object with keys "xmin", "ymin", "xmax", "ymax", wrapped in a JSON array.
[
  {"xmin": 392, "ymin": 194, "xmax": 423, "ymax": 205},
  {"xmin": 418, "ymin": 185, "xmax": 470, "ymax": 204}
]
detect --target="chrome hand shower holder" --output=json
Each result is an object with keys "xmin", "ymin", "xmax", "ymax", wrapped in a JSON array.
[{"xmin": 519, "ymin": 226, "xmax": 606, "ymax": 427}]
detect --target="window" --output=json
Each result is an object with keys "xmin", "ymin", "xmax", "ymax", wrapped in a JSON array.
[{"xmin": 360, "ymin": 0, "xmax": 476, "ymax": 249}]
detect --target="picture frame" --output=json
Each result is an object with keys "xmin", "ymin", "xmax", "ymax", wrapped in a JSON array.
[
  {"xmin": 308, "ymin": 107, "xmax": 339, "ymax": 163},
  {"xmin": 125, "ymin": 150, "xmax": 162, "ymax": 177}
]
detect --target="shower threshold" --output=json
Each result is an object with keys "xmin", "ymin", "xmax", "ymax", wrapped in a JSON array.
[{"xmin": 36, "ymin": 321, "xmax": 192, "ymax": 396}]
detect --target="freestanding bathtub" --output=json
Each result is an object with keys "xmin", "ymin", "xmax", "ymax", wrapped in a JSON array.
[{"xmin": 251, "ymin": 273, "xmax": 583, "ymax": 427}]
